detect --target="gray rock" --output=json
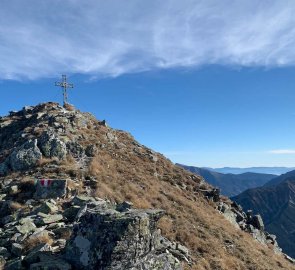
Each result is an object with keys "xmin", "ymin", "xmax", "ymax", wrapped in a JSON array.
[
  {"xmin": 39, "ymin": 214, "xmax": 63, "ymax": 225},
  {"xmin": 176, "ymin": 243, "xmax": 189, "ymax": 256},
  {"xmin": 37, "ymin": 202, "xmax": 58, "ymax": 215},
  {"xmin": 9, "ymin": 139, "xmax": 42, "ymax": 171},
  {"xmin": 54, "ymin": 239, "xmax": 67, "ymax": 249},
  {"xmin": 149, "ymin": 154, "xmax": 158, "ymax": 163},
  {"xmin": 38, "ymin": 131, "xmax": 67, "ymax": 160},
  {"xmin": 65, "ymin": 208, "xmax": 181, "ymax": 270},
  {"xmin": 16, "ymin": 219, "xmax": 36, "ymax": 234},
  {"xmin": 8, "ymin": 186, "xmax": 18, "ymax": 195},
  {"xmin": 72, "ymin": 195, "xmax": 97, "ymax": 206},
  {"xmin": 23, "ymin": 243, "xmax": 53, "ymax": 265},
  {"xmin": 11, "ymin": 243, "xmax": 24, "ymax": 256},
  {"xmin": 106, "ymin": 131, "xmax": 117, "ymax": 143},
  {"xmin": 222, "ymin": 209, "xmax": 239, "ymax": 229},
  {"xmin": 63, "ymin": 206, "xmax": 81, "ymax": 222},
  {"xmin": 66, "ymin": 142, "xmax": 84, "ymax": 158}
]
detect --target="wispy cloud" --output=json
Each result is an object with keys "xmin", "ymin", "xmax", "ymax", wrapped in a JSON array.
[
  {"xmin": 1, "ymin": 0, "xmax": 295, "ymax": 80},
  {"xmin": 268, "ymin": 149, "xmax": 295, "ymax": 154}
]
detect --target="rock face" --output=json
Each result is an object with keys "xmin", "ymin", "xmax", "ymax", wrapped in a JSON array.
[
  {"xmin": 38, "ymin": 131, "xmax": 67, "ymax": 160},
  {"xmin": 65, "ymin": 208, "xmax": 181, "ymax": 270},
  {"xmin": 9, "ymin": 140, "xmax": 42, "ymax": 171}
]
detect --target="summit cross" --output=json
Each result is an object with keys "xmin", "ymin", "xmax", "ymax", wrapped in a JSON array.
[{"xmin": 55, "ymin": 75, "xmax": 74, "ymax": 107}]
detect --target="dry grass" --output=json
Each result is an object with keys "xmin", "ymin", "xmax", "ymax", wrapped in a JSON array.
[
  {"xmin": 82, "ymin": 128, "xmax": 295, "ymax": 270},
  {"xmin": 9, "ymin": 201, "xmax": 24, "ymax": 211},
  {"xmin": 23, "ymin": 232, "xmax": 53, "ymax": 251}
]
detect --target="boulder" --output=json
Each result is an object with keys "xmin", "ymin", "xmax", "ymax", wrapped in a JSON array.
[
  {"xmin": 9, "ymin": 140, "xmax": 42, "ymax": 171},
  {"xmin": 16, "ymin": 219, "xmax": 36, "ymax": 235},
  {"xmin": 116, "ymin": 201, "xmax": 133, "ymax": 212},
  {"xmin": 38, "ymin": 131, "xmax": 67, "ymax": 160},
  {"xmin": 65, "ymin": 208, "xmax": 180, "ymax": 270},
  {"xmin": 39, "ymin": 214, "xmax": 63, "ymax": 225}
]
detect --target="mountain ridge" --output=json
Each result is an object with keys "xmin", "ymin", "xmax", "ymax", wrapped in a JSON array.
[
  {"xmin": 205, "ymin": 167, "xmax": 295, "ymax": 175},
  {"xmin": 177, "ymin": 164, "xmax": 275, "ymax": 196},
  {"xmin": 233, "ymin": 177, "xmax": 295, "ymax": 258},
  {"xmin": 0, "ymin": 102, "xmax": 293, "ymax": 269}
]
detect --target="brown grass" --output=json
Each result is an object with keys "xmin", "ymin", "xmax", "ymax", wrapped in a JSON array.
[
  {"xmin": 9, "ymin": 201, "xmax": 24, "ymax": 211},
  {"xmin": 83, "ymin": 129, "xmax": 295, "ymax": 270},
  {"xmin": 23, "ymin": 232, "xmax": 53, "ymax": 251}
]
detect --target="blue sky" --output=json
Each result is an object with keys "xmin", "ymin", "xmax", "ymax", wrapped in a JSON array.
[{"xmin": 1, "ymin": 1, "xmax": 295, "ymax": 167}]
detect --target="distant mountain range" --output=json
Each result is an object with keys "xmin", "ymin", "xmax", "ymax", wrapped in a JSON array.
[
  {"xmin": 233, "ymin": 172, "xmax": 295, "ymax": 258},
  {"xmin": 205, "ymin": 167, "xmax": 295, "ymax": 175},
  {"xmin": 264, "ymin": 169, "xmax": 295, "ymax": 187},
  {"xmin": 177, "ymin": 164, "xmax": 276, "ymax": 197}
]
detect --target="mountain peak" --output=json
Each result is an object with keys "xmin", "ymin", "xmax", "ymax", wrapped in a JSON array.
[{"xmin": 0, "ymin": 102, "xmax": 294, "ymax": 269}]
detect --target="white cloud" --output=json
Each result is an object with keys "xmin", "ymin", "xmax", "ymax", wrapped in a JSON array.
[
  {"xmin": 1, "ymin": 0, "xmax": 295, "ymax": 79},
  {"xmin": 268, "ymin": 149, "xmax": 295, "ymax": 154}
]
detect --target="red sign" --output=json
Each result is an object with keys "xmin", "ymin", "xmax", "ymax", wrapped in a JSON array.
[{"xmin": 39, "ymin": 179, "xmax": 52, "ymax": 187}]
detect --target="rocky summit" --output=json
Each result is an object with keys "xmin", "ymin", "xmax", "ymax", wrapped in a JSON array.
[{"xmin": 0, "ymin": 102, "xmax": 294, "ymax": 270}]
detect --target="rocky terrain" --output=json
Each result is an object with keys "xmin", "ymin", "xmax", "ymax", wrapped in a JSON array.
[
  {"xmin": 0, "ymin": 102, "xmax": 294, "ymax": 269},
  {"xmin": 177, "ymin": 164, "xmax": 275, "ymax": 196},
  {"xmin": 233, "ymin": 177, "xmax": 295, "ymax": 259}
]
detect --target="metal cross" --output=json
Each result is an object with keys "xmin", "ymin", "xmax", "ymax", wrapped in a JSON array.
[{"xmin": 55, "ymin": 75, "xmax": 74, "ymax": 106}]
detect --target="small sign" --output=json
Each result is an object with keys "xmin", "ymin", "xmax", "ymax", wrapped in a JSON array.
[{"xmin": 39, "ymin": 179, "xmax": 53, "ymax": 187}]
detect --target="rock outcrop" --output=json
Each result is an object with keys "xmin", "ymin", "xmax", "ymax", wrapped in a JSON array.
[
  {"xmin": 233, "ymin": 178, "xmax": 295, "ymax": 258},
  {"xmin": 9, "ymin": 139, "xmax": 42, "ymax": 171},
  {"xmin": 0, "ymin": 178, "xmax": 185, "ymax": 269},
  {"xmin": 65, "ymin": 208, "xmax": 182, "ymax": 269}
]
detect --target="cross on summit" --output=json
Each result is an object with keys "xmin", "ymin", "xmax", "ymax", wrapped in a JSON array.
[{"xmin": 55, "ymin": 75, "xmax": 74, "ymax": 107}]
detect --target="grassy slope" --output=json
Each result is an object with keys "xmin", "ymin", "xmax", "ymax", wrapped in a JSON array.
[{"xmin": 1, "ymin": 103, "xmax": 294, "ymax": 270}]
